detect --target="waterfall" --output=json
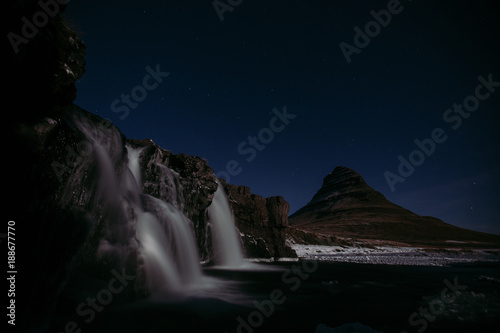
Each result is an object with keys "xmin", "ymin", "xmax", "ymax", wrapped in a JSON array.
[
  {"xmin": 127, "ymin": 145, "xmax": 142, "ymax": 189},
  {"xmin": 68, "ymin": 109, "xmax": 256, "ymax": 298},
  {"xmin": 126, "ymin": 145, "xmax": 203, "ymax": 294},
  {"xmin": 208, "ymin": 181, "xmax": 245, "ymax": 267},
  {"xmin": 69, "ymin": 116, "xmax": 206, "ymax": 294}
]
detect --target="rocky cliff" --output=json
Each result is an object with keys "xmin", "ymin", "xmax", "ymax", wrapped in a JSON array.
[
  {"xmin": 223, "ymin": 182, "xmax": 297, "ymax": 258},
  {"xmin": 5, "ymin": 2, "xmax": 292, "ymax": 331},
  {"xmin": 289, "ymin": 166, "xmax": 500, "ymax": 248},
  {"xmin": 126, "ymin": 138, "xmax": 219, "ymax": 262}
]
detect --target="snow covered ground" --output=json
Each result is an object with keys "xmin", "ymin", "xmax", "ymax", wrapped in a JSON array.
[{"xmin": 288, "ymin": 244, "xmax": 500, "ymax": 266}]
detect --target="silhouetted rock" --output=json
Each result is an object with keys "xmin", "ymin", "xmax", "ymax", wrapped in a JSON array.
[
  {"xmin": 223, "ymin": 182, "xmax": 297, "ymax": 258},
  {"xmin": 4, "ymin": 1, "xmax": 86, "ymax": 330},
  {"xmin": 4, "ymin": 0, "xmax": 85, "ymax": 124},
  {"xmin": 5, "ymin": 3, "xmax": 292, "ymax": 330}
]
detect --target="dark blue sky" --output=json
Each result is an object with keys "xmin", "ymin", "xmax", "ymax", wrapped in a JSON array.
[{"xmin": 63, "ymin": 0, "xmax": 500, "ymax": 235}]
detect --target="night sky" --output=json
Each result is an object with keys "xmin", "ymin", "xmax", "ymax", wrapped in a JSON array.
[{"xmin": 63, "ymin": 0, "xmax": 500, "ymax": 235}]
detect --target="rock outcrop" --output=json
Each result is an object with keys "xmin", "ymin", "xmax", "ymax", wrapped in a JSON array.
[
  {"xmin": 5, "ymin": 2, "xmax": 294, "ymax": 331},
  {"xmin": 14, "ymin": 94, "xmax": 295, "ymax": 332},
  {"xmin": 224, "ymin": 182, "xmax": 296, "ymax": 258},
  {"xmin": 289, "ymin": 166, "xmax": 500, "ymax": 248},
  {"xmin": 5, "ymin": 1, "xmax": 87, "ymax": 330},
  {"xmin": 126, "ymin": 138, "xmax": 219, "ymax": 261}
]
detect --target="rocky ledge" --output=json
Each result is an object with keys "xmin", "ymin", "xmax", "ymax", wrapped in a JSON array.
[{"xmin": 223, "ymin": 182, "xmax": 297, "ymax": 258}]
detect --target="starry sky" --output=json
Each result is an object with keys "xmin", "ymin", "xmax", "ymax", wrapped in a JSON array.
[{"xmin": 63, "ymin": 0, "xmax": 500, "ymax": 235}]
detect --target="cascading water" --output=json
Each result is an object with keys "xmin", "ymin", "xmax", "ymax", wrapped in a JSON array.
[
  {"xmin": 126, "ymin": 144, "xmax": 203, "ymax": 294},
  {"xmin": 69, "ymin": 110, "xmax": 253, "ymax": 299},
  {"xmin": 127, "ymin": 145, "xmax": 142, "ymax": 189},
  {"xmin": 70, "ymin": 111, "xmax": 206, "ymax": 295},
  {"xmin": 208, "ymin": 180, "xmax": 245, "ymax": 267}
]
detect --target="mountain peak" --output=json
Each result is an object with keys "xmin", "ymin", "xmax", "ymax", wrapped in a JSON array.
[
  {"xmin": 289, "ymin": 166, "xmax": 500, "ymax": 247},
  {"xmin": 307, "ymin": 166, "xmax": 376, "ymax": 209},
  {"xmin": 323, "ymin": 166, "xmax": 367, "ymax": 188}
]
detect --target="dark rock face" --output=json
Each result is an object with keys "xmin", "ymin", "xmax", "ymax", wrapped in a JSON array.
[
  {"xmin": 17, "ymin": 105, "xmax": 294, "ymax": 332},
  {"xmin": 290, "ymin": 166, "xmax": 500, "ymax": 248},
  {"xmin": 4, "ymin": 0, "xmax": 85, "ymax": 123},
  {"xmin": 16, "ymin": 106, "xmax": 133, "ymax": 331},
  {"xmin": 127, "ymin": 138, "xmax": 219, "ymax": 261},
  {"xmin": 6, "ymin": 3, "xmax": 294, "ymax": 330},
  {"xmin": 4, "ymin": 2, "xmax": 87, "ymax": 330},
  {"xmin": 6, "ymin": 2, "xmax": 297, "ymax": 331},
  {"xmin": 224, "ymin": 183, "xmax": 297, "ymax": 258},
  {"xmin": 18, "ymin": 105, "xmax": 220, "ymax": 331}
]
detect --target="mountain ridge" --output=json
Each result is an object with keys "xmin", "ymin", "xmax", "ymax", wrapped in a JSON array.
[{"xmin": 289, "ymin": 166, "xmax": 500, "ymax": 248}]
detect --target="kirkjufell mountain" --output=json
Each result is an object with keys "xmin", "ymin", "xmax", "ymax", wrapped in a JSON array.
[{"xmin": 289, "ymin": 166, "xmax": 500, "ymax": 248}]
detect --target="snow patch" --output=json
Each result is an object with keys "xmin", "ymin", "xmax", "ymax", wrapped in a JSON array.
[{"xmin": 291, "ymin": 244, "xmax": 500, "ymax": 266}]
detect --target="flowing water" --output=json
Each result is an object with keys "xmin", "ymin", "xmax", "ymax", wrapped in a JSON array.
[
  {"xmin": 93, "ymin": 139, "xmax": 250, "ymax": 296},
  {"xmin": 47, "ymin": 112, "xmax": 500, "ymax": 332},
  {"xmin": 208, "ymin": 180, "xmax": 245, "ymax": 267},
  {"xmin": 125, "ymin": 144, "xmax": 204, "ymax": 294},
  {"xmin": 68, "ymin": 114, "xmax": 212, "ymax": 295}
]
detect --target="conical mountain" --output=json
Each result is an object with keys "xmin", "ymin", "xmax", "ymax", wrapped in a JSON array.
[{"xmin": 289, "ymin": 166, "xmax": 500, "ymax": 248}]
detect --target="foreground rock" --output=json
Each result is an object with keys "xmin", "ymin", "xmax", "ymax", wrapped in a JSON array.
[
  {"xmin": 223, "ymin": 182, "xmax": 297, "ymax": 258},
  {"xmin": 4, "ymin": 2, "xmax": 293, "ymax": 330}
]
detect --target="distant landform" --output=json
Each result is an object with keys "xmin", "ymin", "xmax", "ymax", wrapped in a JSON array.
[{"xmin": 288, "ymin": 166, "xmax": 500, "ymax": 249}]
